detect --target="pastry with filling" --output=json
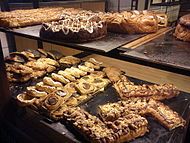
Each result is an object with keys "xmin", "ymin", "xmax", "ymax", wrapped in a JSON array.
[
  {"xmin": 75, "ymin": 81, "xmax": 96, "ymax": 95},
  {"xmin": 40, "ymin": 92, "xmax": 64, "ymax": 112},
  {"xmin": 40, "ymin": 12, "xmax": 107, "ymax": 43},
  {"xmin": 90, "ymin": 71, "xmax": 105, "ymax": 78}
]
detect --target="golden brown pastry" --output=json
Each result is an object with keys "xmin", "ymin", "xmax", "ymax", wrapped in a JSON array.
[
  {"xmin": 17, "ymin": 92, "xmax": 36, "ymax": 106},
  {"xmin": 26, "ymin": 86, "xmax": 48, "ymax": 98},
  {"xmin": 51, "ymin": 73, "xmax": 70, "ymax": 84},
  {"xmin": 36, "ymin": 82, "xmax": 57, "ymax": 93},
  {"xmin": 58, "ymin": 70, "xmax": 76, "ymax": 82},
  {"xmin": 59, "ymin": 56, "xmax": 81, "ymax": 65},
  {"xmin": 43, "ymin": 77, "xmax": 63, "ymax": 87}
]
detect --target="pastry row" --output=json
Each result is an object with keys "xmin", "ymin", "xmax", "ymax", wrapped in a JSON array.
[{"xmin": 5, "ymin": 49, "xmax": 81, "ymax": 82}]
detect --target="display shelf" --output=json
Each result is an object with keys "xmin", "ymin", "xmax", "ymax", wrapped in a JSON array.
[
  {"xmin": 3, "ymin": 77, "xmax": 190, "ymax": 143},
  {"xmin": 0, "ymin": 26, "xmax": 145, "ymax": 53},
  {"xmin": 121, "ymin": 28, "xmax": 190, "ymax": 76}
]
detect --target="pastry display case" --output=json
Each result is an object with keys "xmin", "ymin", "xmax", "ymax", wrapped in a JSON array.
[{"xmin": 0, "ymin": 2, "xmax": 190, "ymax": 143}]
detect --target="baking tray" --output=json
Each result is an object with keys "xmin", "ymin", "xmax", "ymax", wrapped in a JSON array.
[
  {"xmin": 9, "ymin": 25, "xmax": 145, "ymax": 52},
  {"xmin": 121, "ymin": 30, "xmax": 190, "ymax": 72},
  {"xmin": 11, "ymin": 76, "xmax": 190, "ymax": 143}
]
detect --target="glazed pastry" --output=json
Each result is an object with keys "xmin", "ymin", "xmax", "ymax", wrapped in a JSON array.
[
  {"xmin": 59, "ymin": 56, "xmax": 81, "ymax": 65},
  {"xmin": 78, "ymin": 65, "xmax": 94, "ymax": 73},
  {"xmin": 51, "ymin": 73, "xmax": 70, "ymax": 84},
  {"xmin": 58, "ymin": 70, "xmax": 76, "ymax": 81},
  {"xmin": 17, "ymin": 92, "xmax": 36, "ymax": 106},
  {"xmin": 26, "ymin": 86, "xmax": 48, "ymax": 98},
  {"xmin": 36, "ymin": 82, "xmax": 57, "ymax": 93},
  {"xmin": 43, "ymin": 77, "xmax": 63, "ymax": 87}
]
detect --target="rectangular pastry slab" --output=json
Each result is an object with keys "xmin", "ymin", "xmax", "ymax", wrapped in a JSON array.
[{"xmin": 2, "ymin": 25, "xmax": 145, "ymax": 52}]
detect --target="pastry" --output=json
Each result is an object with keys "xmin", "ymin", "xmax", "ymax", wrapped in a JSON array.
[
  {"xmin": 40, "ymin": 92, "xmax": 64, "ymax": 112},
  {"xmin": 174, "ymin": 14, "xmax": 190, "ymax": 42},
  {"xmin": 63, "ymin": 107, "xmax": 116, "ymax": 143},
  {"xmin": 75, "ymin": 81, "xmax": 96, "ymax": 95},
  {"xmin": 114, "ymin": 77, "xmax": 180, "ymax": 100},
  {"xmin": 0, "ymin": 7, "xmax": 66, "ymax": 28},
  {"xmin": 70, "ymin": 67, "xmax": 87, "ymax": 76},
  {"xmin": 58, "ymin": 70, "xmax": 76, "ymax": 82},
  {"xmin": 65, "ymin": 68, "xmax": 81, "ymax": 78},
  {"xmin": 37, "ymin": 58, "xmax": 59, "ymax": 67},
  {"xmin": 40, "ymin": 12, "xmax": 107, "ymax": 43},
  {"xmin": 17, "ymin": 92, "xmax": 36, "ymax": 106},
  {"xmin": 51, "ymin": 73, "xmax": 70, "ymax": 84},
  {"xmin": 8, "ymin": 63, "xmax": 33, "ymax": 75},
  {"xmin": 36, "ymin": 82, "xmax": 57, "ymax": 93},
  {"xmin": 147, "ymin": 99, "xmax": 186, "ymax": 130},
  {"xmin": 106, "ymin": 114, "xmax": 148, "ymax": 142},
  {"xmin": 100, "ymin": 10, "xmax": 158, "ymax": 34},
  {"xmin": 59, "ymin": 56, "xmax": 81, "ymax": 65},
  {"xmin": 5, "ymin": 52, "xmax": 28, "ymax": 63},
  {"xmin": 78, "ymin": 65, "xmax": 94, "ymax": 73},
  {"xmin": 103, "ymin": 66, "xmax": 123, "ymax": 83},
  {"xmin": 43, "ymin": 77, "xmax": 63, "ymax": 87},
  {"xmin": 26, "ymin": 86, "xmax": 48, "ymax": 98}
]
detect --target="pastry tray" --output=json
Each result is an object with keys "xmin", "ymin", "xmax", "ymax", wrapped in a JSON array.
[
  {"xmin": 0, "ymin": 25, "xmax": 145, "ymax": 52},
  {"xmin": 121, "ymin": 29, "xmax": 190, "ymax": 73},
  {"xmin": 10, "ymin": 76, "xmax": 190, "ymax": 143}
]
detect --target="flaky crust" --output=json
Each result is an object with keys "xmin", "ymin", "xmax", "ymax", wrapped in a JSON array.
[{"xmin": 174, "ymin": 23, "xmax": 190, "ymax": 42}]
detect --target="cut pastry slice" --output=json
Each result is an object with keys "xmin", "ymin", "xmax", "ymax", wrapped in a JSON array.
[
  {"xmin": 26, "ymin": 86, "xmax": 48, "ymax": 98},
  {"xmin": 65, "ymin": 68, "xmax": 80, "ymax": 78},
  {"xmin": 17, "ymin": 92, "xmax": 36, "ymax": 106},
  {"xmin": 43, "ymin": 77, "xmax": 63, "ymax": 87},
  {"xmin": 75, "ymin": 81, "xmax": 96, "ymax": 95},
  {"xmin": 78, "ymin": 65, "xmax": 94, "ymax": 73},
  {"xmin": 58, "ymin": 70, "xmax": 76, "ymax": 82},
  {"xmin": 36, "ymin": 82, "xmax": 57, "ymax": 93},
  {"xmin": 51, "ymin": 73, "xmax": 70, "ymax": 84}
]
